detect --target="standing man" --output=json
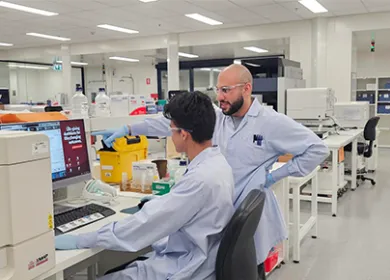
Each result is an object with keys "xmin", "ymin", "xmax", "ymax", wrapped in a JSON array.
[
  {"xmin": 56, "ymin": 91, "xmax": 235, "ymax": 280},
  {"xmin": 99, "ymin": 64, "xmax": 329, "ymax": 279}
]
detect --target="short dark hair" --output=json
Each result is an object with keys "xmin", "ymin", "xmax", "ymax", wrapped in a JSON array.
[{"xmin": 163, "ymin": 91, "xmax": 216, "ymax": 144}]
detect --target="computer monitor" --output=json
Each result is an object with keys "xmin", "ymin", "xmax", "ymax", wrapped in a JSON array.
[{"xmin": 0, "ymin": 119, "xmax": 91, "ymax": 190}]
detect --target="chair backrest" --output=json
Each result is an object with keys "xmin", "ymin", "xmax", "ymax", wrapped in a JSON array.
[
  {"xmin": 363, "ymin": 116, "xmax": 380, "ymax": 158},
  {"xmin": 216, "ymin": 190, "xmax": 266, "ymax": 280}
]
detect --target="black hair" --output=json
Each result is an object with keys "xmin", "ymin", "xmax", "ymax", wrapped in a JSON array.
[{"xmin": 163, "ymin": 91, "xmax": 216, "ymax": 144}]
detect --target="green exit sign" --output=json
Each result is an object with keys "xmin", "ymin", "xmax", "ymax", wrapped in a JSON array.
[{"xmin": 53, "ymin": 63, "xmax": 62, "ymax": 71}]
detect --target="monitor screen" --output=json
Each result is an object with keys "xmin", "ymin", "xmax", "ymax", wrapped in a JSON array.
[{"xmin": 0, "ymin": 119, "xmax": 91, "ymax": 189}]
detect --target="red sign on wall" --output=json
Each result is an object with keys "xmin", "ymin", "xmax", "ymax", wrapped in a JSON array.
[{"xmin": 146, "ymin": 78, "xmax": 151, "ymax": 85}]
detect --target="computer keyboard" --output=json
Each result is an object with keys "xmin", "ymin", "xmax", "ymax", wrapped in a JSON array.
[{"xmin": 54, "ymin": 203, "xmax": 116, "ymax": 235}]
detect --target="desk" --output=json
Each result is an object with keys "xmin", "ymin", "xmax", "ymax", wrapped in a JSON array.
[
  {"xmin": 289, "ymin": 167, "xmax": 319, "ymax": 263},
  {"xmin": 302, "ymin": 129, "xmax": 363, "ymax": 216},
  {"xmin": 34, "ymin": 195, "xmax": 142, "ymax": 280}
]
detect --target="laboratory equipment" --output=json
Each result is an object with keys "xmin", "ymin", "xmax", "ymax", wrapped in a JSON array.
[
  {"xmin": 71, "ymin": 84, "xmax": 89, "ymax": 119},
  {"xmin": 0, "ymin": 120, "xmax": 117, "ymax": 233},
  {"xmin": 54, "ymin": 203, "xmax": 116, "ymax": 235},
  {"xmin": 334, "ymin": 102, "xmax": 369, "ymax": 128},
  {"xmin": 287, "ymin": 88, "xmax": 335, "ymax": 120},
  {"xmin": 83, "ymin": 179, "xmax": 118, "ymax": 203},
  {"xmin": 287, "ymin": 87, "xmax": 336, "ymax": 138},
  {"xmin": 95, "ymin": 88, "xmax": 111, "ymax": 117},
  {"xmin": 0, "ymin": 131, "xmax": 55, "ymax": 280},
  {"xmin": 110, "ymin": 92, "xmax": 130, "ymax": 117},
  {"xmin": 0, "ymin": 119, "xmax": 91, "ymax": 190},
  {"xmin": 98, "ymin": 135, "xmax": 148, "ymax": 184},
  {"xmin": 174, "ymin": 160, "xmax": 188, "ymax": 182}
]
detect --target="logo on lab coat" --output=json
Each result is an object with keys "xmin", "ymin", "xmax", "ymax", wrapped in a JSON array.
[{"xmin": 253, "ymin": 134, "xmax": 263, "ymax": 146}]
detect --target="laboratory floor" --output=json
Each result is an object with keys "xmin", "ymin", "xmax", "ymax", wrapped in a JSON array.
[
  {"xmin": 69, "ymin": 149, "xmax": 390, "ymax": 280},
  {"xmin": 270, "ymin": 148, "xmax": 390, "ymax": 280}
]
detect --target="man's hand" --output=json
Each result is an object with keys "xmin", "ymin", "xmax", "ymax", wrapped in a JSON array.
[
  {"xmin": 264, "ymin": 173, "xmax": 276, "ymax": 189},
  {"xmin": 92, "ymin": 125, "xmax": 130, "ymax": 148},
  {"xmin": 55, "ymin": 235, "xmax": 79, "ymax": 250}
]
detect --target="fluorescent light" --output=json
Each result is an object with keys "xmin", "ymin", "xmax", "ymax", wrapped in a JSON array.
[
  {"xmin": 243, "ymin": 46, "xmax": 269, "ymax": 54},
  {"xmin": 8, "ymin": 63, "xmax": 49, "ymax": 70},
  {"xmin": 0, "ymin": 42, "xmax": 13, "ymax": 46},
  {"xmin": 178, "ymin": 52, "xmax": 199, "ymax": 58},
  {"xmin": 185, "ymin": 13, "xmax": 222, "ymax": 26},
  {"xmin": 0, "ymin": 1, "xmax": 58, "ymax": 16},
  {"xmin": 109, "ymin": 56, "xmax": 139, "ymax": 62},
  {"xmin": 26, "ymin": 32, "xmax": 70, "ymax": 41},
  {"xmin": 299, "ymin": 0, "xmax": 328, "ymax": 13},
  {"xmin": 245, "ymin": 62, "xmax": 262, "ymax": 67},
  {"xmin": 139, "ymin": 0, "xmax": 158, "ymax": 2},
  {"xmin": 97, "ymin": 24, "xmax": 139, "ymax": 34},
  {"xmin": 56, "ymin": 61, "xmax": 88, "ymax": 66},
  {"xmin": 199, "ymin": 68, "xmax": 221, "ymax": 72}
]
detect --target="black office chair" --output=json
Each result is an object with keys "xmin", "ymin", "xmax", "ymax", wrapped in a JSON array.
[
  {"xmin": 345, "ymin": 116, "xmax": 380, "ymax": 186},
  {"xmin": 215, "ymin": 190, "xmax": 266, "ymax": 280}
]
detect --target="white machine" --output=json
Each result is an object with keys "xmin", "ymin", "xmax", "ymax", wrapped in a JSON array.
[
  {"xmin": 287, "ymin": 87, "xmax": 336, "ymax": 139},
  {"xmin": 287, "ymin": 87, "xmax": 335, "ymax": 120},
  {"xmin": 0, "ymin": 131, "xmax": 55, "ymax": 280},
  {"xmin": 334, "ymin": 102, "xmax": 369, "ymax": 129}
]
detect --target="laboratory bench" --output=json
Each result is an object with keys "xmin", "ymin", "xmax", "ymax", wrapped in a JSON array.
[{"xmin": 34, "ymin": 194, "xmax": 147, "ymax": 280}]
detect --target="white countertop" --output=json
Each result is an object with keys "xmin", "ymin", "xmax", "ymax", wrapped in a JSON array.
[
  {"xmin": 323, "ymin": 129, "xmax": 363, "ymax": 148},
  {"xmin": 34, "ymin": 194, "xmax": 142, "ymax": 280}
]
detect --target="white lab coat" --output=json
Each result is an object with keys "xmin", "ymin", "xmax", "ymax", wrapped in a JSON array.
[
  {"xmin": 77, "ymin": 147, "xmax": 234, "ymax": 280},
  {"xmin": 131, "ymin": 98, "xmax": 329, "ymax": 264}
]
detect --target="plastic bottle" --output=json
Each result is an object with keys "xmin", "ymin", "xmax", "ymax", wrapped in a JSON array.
[
  {"xmin": 174, "ymin": 160, "xmax": 188, "ymax": 183},
  {"xmin": 95, "ymin": 88, "xmax": 111, "ymax": 117},
  {"xmin": 71, "ymin": 84, "xmax": 89, "ymax": 119}
]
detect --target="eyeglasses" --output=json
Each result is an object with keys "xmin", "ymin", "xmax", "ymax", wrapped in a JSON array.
[
  {"xmin": 214, "ymin": 83, "xmax": 246, "ymax": 95},
  {"xmin": 170, "ymin": 127, "xmax": 193, "ymax": 133}
]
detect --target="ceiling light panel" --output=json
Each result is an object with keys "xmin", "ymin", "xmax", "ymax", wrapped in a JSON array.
[
  {"xmin": 56, "ymin": 61, "xmax": 88, "ymax": 66},
  {"xmin": 299, "ymin": 0, "xmax": 328, "ymax": 13},
  {"xmin": 109, "ymin": 56, "xmax": 139, "ymax": 62},
  {"xmin": 0, "ymin": 42, "xmax": 13, "ymax": 46},
  {"xmin": 185, "ymin": 13, "xmax": 223, "ymax": 25},
  {"xmin": 178, "ymin": 52, "xmax": 199, "ymax": 58},
  {"xmin": 243, "ymin": 46, "xmax": 269, "ymax": 53},
  {"xmin": 0, "ymin": 1, "xmax": 58, "ymax": 16},
  {"xmin": 8, "ymin": 63, "xmax": 49, "ymax": 70},
  {"xmin": 97, "ymin": 24, "xmax": 139, "ymax": 34},
  {"xmin": 26, "ymin": 32, "xmax": 70, "ymax": 41}
]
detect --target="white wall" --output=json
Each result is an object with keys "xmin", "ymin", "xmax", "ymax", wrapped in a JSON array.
[
  {"xmin": 10, "ymin": 67, "xmax": 81, "ymax": 104},
  {"xmin": 0, "ymin": 63, "xmax": 9, "ymax": 88},
  {"xmin": 85, "ymin": 64, "xmax": 157, "ymax": 98},
  {"xmin": 357, "ymin": 51, "xmax": 390, "ymax": 77}
]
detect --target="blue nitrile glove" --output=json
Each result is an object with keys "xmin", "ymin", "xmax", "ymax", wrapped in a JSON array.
[
  {"xmin": 264, "ymin": 173, "xmax": 276, "ymax": 189},
  {"xmin": 55, "ymin": 235, "xmax": 79, "ymax": 250},
  {"xmin": 92, "ymin": 125, "xmax": 130, "ymax": 148}
]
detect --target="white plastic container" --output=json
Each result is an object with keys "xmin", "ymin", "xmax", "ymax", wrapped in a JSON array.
[
  {"xmin": 95, "ymin": 88, "xmax": 111, "ymax": 117},
  {"xmin": 174, "ymin": 160, "xmax": 187, "ymax": 183},
  {"xmin": 71, "ymin": 84, "xmax": 89, "ymax": 119},
  {"xmin": 110, "ymin": 93, "xmax": 129, "ymax": 117}
]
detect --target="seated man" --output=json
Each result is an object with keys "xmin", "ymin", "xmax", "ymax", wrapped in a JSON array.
[{"xmin": 55, "ymin": 91, "xmax": 235, "ymax": 280}]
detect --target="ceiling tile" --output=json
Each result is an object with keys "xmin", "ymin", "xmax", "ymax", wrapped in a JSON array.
[
  {"xmin": 188, "ymin": 0, "xmax": 239, "ymax": 11},
  {"xmin": 251, "ymin": 4, "xmax": 302, "ymax": 22},
  {"xmin": 119, "ymin": 3, "xmax": 179, "ymax": 18},
  {"xmin": 317, "ymin": 0, "xmax": 367, "ymax": 12},
  {"xmin": 280, "ymin": 1, "xmax": 318, "ymax": 19},
  {"xmin": 214, "ymin": 7, "xmax": 260, "ymax": 22},
  {"xmin": 49, "ymin": 0, "xmax": 111, "ymax": 12},
  {"xmin": 94, "ymin": 0, "xmax": 141, "ymax": 7},
  {"xmin": 228, "ymin": 0, "xmax": 274, "ymax": 7}
]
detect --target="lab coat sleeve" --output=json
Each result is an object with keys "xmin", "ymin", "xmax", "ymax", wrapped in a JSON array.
[
  {"xmin": 131, "ymin": 115, "xmax": 172, "ymax": 137},
  {"xmin": 268, "ymin": 114, "xmax": 329, "ymax": 182},
  {"xmin": 76, "ymin": 177, "xmax": 206, "ymax": 252}
]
